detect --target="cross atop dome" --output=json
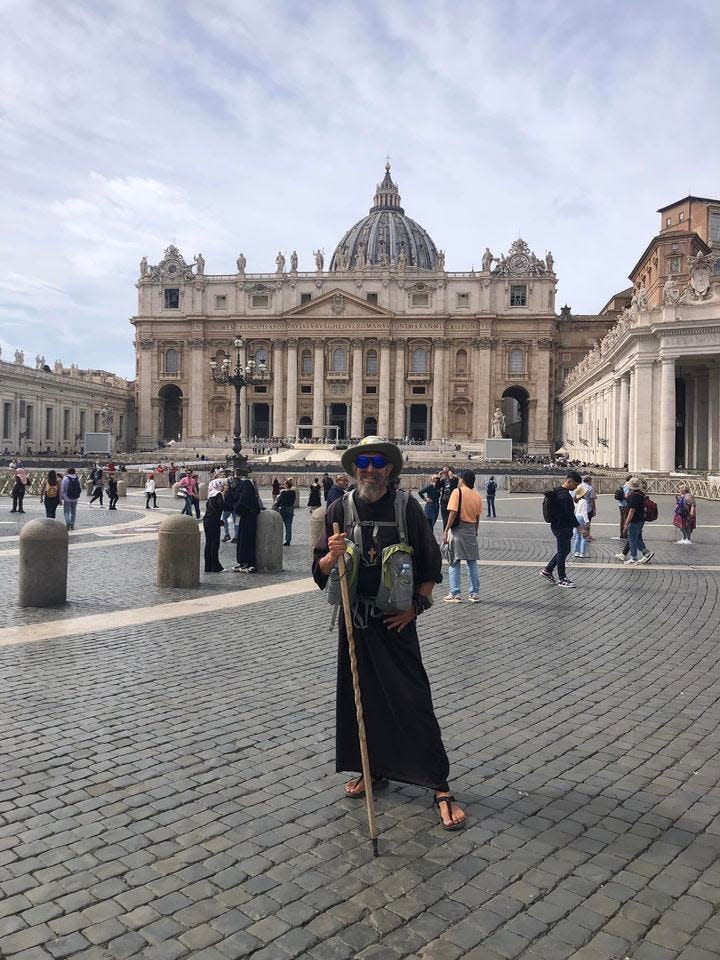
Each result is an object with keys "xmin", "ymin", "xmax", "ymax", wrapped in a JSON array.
[{"xmin": 372, "ymin": 161, "xmax": 404, "ymax": 214}]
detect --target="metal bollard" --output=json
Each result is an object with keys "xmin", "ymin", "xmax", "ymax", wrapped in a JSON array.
[
  {"xmin": 157, "ymin": 514, "xmax": 200, "ymax": 588},
  {"xmin": 308, "ymin": 506, "xmax": 326, "ymax": 563},
  {"xmin": 19, "ymin": 518, "xmax": 68, "ymax": 607},
  {"xmin": 256, "ymin": 510, "xmax": 283, "ymax": 573},
  {"xmin": 117, "ymin": 479, "xmax": 127, "ymax": 497}
]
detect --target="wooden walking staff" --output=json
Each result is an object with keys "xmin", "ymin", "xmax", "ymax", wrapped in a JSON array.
[{"xmin": 332, "ymin": 521, "xmax": 379, "ymax": 857}]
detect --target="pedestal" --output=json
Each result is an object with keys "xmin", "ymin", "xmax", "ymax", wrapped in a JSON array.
[{"xmin": 484, "ymin": 438, "xmax": 513, "ymax": 461}]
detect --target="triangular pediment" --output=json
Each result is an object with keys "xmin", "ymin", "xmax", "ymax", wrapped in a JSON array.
[{"xmin": 283, "ymin": 287, "xmax": 394, "ymax": 318}]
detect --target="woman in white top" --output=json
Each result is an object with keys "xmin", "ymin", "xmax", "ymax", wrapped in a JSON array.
[
  {"xmin": 572, "ymin": 483, "xmax": 590, "ymax": 558},
  {"xmin": 145, "ymin": 473, "xmax": 157, "ymax": 509}
]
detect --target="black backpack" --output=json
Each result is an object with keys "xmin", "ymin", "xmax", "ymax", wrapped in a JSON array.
[
  {"xmin": 542, "ymin": 489, "xmax": 558, "ymax": 524},
  {"xmin": 486, "ymin": 480, "xmax": 497, "ymax": 496},
  {"xmin": 614, "ymin": 486, "xmax": 625, "ymax": 502},
  {"xmin": 67, "ymin": 476, "xmax": 82, "ymax": 499}
]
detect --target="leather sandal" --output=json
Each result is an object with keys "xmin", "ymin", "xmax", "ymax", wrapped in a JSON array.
[
  {"xmin": 433, "ymin": 793, "xmax": 465, "ymax": 831},
  {"xmin": 344, "ymin": 775, "xmax": 389, "ymax": 798}
]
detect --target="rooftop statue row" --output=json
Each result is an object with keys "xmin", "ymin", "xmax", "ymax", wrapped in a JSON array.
[{"xmin": 139, "ymin": 240, "xmax": 557, "ymax": 281}]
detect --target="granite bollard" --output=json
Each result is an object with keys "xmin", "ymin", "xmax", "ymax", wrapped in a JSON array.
[
  {"xmin": 309, "ymin": 505, "xmax": 326, "ymax": 563},
  {"xmin": 19, "ymin": 518, "xmax": 68, "ymax": 607},
  {"xmin": 157, "ymin": 514, "xmax": 200, "ymax": 588},
  {"xmin": 117, "ymin": 479, "xmax": 127, "ymax": 497},
  {"xmin": 198, "ymin": 481, "xmax": 208, "ymax": 500},
  {"xmin": 256, "ymin": 509, "xmax": 283, "ymax": 573},
  {"xmin": 85, "ymin": 480, "xmax": 93, "ymax": 495}
]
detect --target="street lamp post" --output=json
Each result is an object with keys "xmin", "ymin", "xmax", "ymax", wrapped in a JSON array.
[{"xmin": 209, "ymin": 337, "xmax": 268, "ymax": 473}]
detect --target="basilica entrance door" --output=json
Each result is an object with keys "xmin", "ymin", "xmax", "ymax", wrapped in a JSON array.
[
  {"xmin": 159, "ymin": 384, "xmax": 183, "ymax": 441},
  {"xmin": 329, "ymin": 403, "xmax": 347, "ymax": 440},
  {"xmin": 409, "ymin": 404, "xmax": 428, "ymax": 441},
  {"xmin": 251, "ymin": 402, "xmax": 270, "ymax": 438}
]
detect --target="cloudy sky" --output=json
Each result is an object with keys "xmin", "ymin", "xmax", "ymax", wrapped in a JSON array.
[{"xmin": 2, "ymin": 0, "xmax": 718, "ymax": 379}]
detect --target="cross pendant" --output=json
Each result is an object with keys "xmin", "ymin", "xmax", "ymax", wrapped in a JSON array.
[{"xmin": 368, "ymin": 547, "xmax": 377, "ymax": 562}]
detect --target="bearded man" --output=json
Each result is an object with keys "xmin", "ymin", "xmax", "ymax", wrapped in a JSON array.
[{"xmin": 312, "ymin": 437, "xmax": 465, "ymax": 831}]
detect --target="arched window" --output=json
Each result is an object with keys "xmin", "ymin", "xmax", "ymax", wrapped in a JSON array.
[
  {"xmin": 366, "ymin": 349, "xmax": 378, "ymax": 375},
  {"xmin": 509, "ymin": 348, "xmax": 524, "ymax": 375},
  {"xmin": 411, "ymin": 347, "xmax": 428, "ymax": 374},
  {"xmin": 254, "ymin": 347, "xmax": 267, "ymax": 366},
  {"xmin": 301, "ymin": 349, "xmax": 312, "ymax": 375},
  {"xmin": 165, "ymin": 348, "xmax": 178, "ymax": 374},
  {"xmin": 455, "ymin": 349, "xmax": 467, "ymax": 376},
  {"xmin": 331, "ymin": 347, "xmax": 347, "ymax": 373}
]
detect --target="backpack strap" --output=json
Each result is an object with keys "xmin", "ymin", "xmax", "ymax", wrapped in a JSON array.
[
  {"xmin": 343, "ymin": 490, "xmax": 358, "ymax": 532},
  {"xmin": 394, "ymin": 489, "xmax": 408, "ymax": 543}
]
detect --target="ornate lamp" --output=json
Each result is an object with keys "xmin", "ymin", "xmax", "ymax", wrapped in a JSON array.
[{"xmin": 209, "ymin": 336, "xmax": 269, "ymax": 472}]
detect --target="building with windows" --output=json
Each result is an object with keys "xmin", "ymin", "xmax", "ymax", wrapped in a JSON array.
[
  {"xmin": 0, "ymin": 353, "xmax": 133, "ymax": 455},
  {"xmin": 559, "ymin": 196, "xmax": 720, "ymax": 472},
  {"xmin": 131, "ymin": 164, "xmax": 612, "ymax": 452}
]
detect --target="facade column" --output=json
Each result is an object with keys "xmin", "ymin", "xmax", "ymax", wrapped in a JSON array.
[
  {"xmin": 285, "ymin": 339, "xmax": 297, "ymax": 438},
  {"xmin": 350, "ymin": 339, "xmax": 363, "ymax": 439},
  {"xmin": 136, "ymin": 338, "xmax": 155, "ymax": 449},
  {"xmin": 431, "ymin": 343, "xmax": 446, "ymax": 440},
  {"xmin": 393, "ymin": 339, "xmax": 406, "ymax": 439},
  {"xmin": 532, "ymin": 339, "xmax": 553, "ymax": 454},
  {"xmin": 659, "ymin": 357, "xmax": 676, "ymax": 473},
  {"xmin": 708, "ymin": 365, "xmax": 720, "ymax": 473},
  {"xmin": 188, "ymin": 337, "xmax": 206, "ymax": 442},
  {"xmin": 618, "ymin": 374, "xmax": 630, "ymax": 469},
  {"xmin": 272, "ymin": 341, "xmax": 285, "ymax": 438},
  {"xmin": 312, "ymin": 340, "xmax": 324, "ymax": 438},
  {"xmin": 696, "ymin": 374, "xmax": 710, "ymax": 471},
  {"xmin": 378, "ymin": 339, "xmax": 392, "ymax": 438},
  {"xmin": 610, "ymin": 378, "xmax": 621, "ymax": 466},
  {"xmin": 473, "ymin": 338, "xmax": 492, "ymax": 439}
]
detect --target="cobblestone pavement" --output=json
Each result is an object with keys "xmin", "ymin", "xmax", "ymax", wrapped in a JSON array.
[{"xmin": 1, "ymin": 492, "xmax": 720, "ymax": 959}]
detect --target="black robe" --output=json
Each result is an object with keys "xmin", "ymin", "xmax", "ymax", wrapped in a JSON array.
[{"xmin": 312, "ymin": 490, "xmax": 449, "ymax": 791}]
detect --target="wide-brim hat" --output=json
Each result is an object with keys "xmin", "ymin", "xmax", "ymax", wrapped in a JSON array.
[{"xmin": 341, "ymin": 436, "xmax": 403, "ymax": 480}]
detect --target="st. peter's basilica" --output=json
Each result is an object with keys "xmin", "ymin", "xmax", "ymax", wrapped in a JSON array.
[{"xmin": 131, "ymin": 164, "xmax": 614, "ymax": 452}]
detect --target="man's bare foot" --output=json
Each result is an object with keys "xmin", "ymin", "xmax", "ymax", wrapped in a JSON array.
[
  {"xmin": 434, "ymin": 791, "xmax": 466, "ymax": 831},
  {"xmin": 344, "ymin": 775, "xmax": 388, "ymax": 798}
]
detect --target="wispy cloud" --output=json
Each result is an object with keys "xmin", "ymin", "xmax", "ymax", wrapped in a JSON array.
[{"xmin": 1, "ymin": 0, "xmax": 719, "ymax": 377}]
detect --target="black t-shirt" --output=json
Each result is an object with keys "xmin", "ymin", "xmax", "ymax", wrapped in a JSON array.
[{"xmin": 628, "ymin": 491, "xmax": 645, "ymax": 522}]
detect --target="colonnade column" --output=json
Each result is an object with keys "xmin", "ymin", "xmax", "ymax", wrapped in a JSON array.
[
  {"xmin": 696, "ymin": 374, "xmax": 710, "ymax": 471},
  {"xmin": 431, "ymin": 343, "xmax": 446, "ymax": 440},
  {"xmin": 659, "ymin": 357, "xmax": 676, "ymax": 473},
  {"xmin": 378, "ymin": 339, "xmax": 391, "ymax": 438},
  {"xmin": 473, "ymin": 338, "xmax": 492, "ymax": 439},
  {"xmin": 708, "ymin": 366, "xmax": 720, "ymax": 473},
  {"xmin": 188, "ymin": 337, "xmax": 206, "ymax": 442},
  {"xmin": 350, "ymin": 340, "xmax": 363, "ymax": 438},
  {"xmin": 610, "ymin": 378, "xmax": 621, "ymax": 467},
  {"xmin": 312, "ymin": 340, "xmax": 324, "ymax": 439},
  {"xmin": 632, "ymin": 362, "xmax": 653, "ymax": 472},
  {"xmin": 393, "ymin": 339, "xmax": 405, "ymax": 438},
  {"xmin": 685, "ymin": 376, "xmax": 696, "ymax": 469},
  {"xmin": 285, "ymin": 339, "xmax": 297, "ymax": 438},
  {"xmin": 272, "ymin": 342, "xmax": 285, "ymax": 438},
  {"xmin": 618, "ymin": 374, "xmax": 630, "ymax": 469}
]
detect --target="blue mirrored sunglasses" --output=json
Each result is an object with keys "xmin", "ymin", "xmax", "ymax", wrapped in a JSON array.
[{"xmin": 355, "ymin": 453, "xmax": 387, "ymax": 469}]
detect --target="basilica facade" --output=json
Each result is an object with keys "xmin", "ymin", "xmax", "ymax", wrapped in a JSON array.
[{"xmin": 131, "ymin": 165, "xmax": 612, "ymax": 452}]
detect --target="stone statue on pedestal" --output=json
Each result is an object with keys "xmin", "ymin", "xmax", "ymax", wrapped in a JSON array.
[
  {"xmin": 491, "ymin": 406, "xmax": 506, "ymax": 438},
  {"xmin": 482, "ymin": 248, "xmax": 494, "ymax": 272},
  {"xmin": 139, "ymin": 256, "xmax": 148, "ymax": 278},
  {"xmin": 276, "ymin": 251, "xmax": 286, "ymax": 274},
  {"xmin": 236, "ymin": 253, "xmax": 246, "ymax": 275},
  {"xmin": 313, "ymin": 249, "xmax": 324, "ymax": 271},
  {"xmin": 290, "ymin": 250, "xmax": 298, "ymax": 272},
  {"xmin": 194, "ymin": 253, "xmax": 205, "ymax": 275}
]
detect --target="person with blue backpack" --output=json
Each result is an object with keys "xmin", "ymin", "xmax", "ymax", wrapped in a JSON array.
[{"xmin": 60, "ymin": 467, "xmax": 83, "ymax": 530}]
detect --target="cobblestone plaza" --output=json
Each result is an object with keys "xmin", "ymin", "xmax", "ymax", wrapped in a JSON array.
[{"xmin": 2, "ymin": 490, "xmax": 720, "ymax": 960}]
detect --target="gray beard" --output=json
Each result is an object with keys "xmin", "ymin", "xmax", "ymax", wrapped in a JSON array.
[{"xmin": 356, "ymin": 480, "xmax": 388, "ymax": 503}]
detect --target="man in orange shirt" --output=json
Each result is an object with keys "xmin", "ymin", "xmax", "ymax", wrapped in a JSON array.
[{"xmin": 442, "ymin": 469, "xmax": 484, "ymax": 602}]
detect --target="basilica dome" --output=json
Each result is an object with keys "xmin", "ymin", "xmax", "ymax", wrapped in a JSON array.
[{"xmin": 330, "ymin": 164, "xmax": 440, "ymax": 271}]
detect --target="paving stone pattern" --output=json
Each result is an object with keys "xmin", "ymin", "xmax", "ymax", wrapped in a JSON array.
[{"xmin": 1, "ymin": 493, "xmax": 720, "ymax": 958}]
